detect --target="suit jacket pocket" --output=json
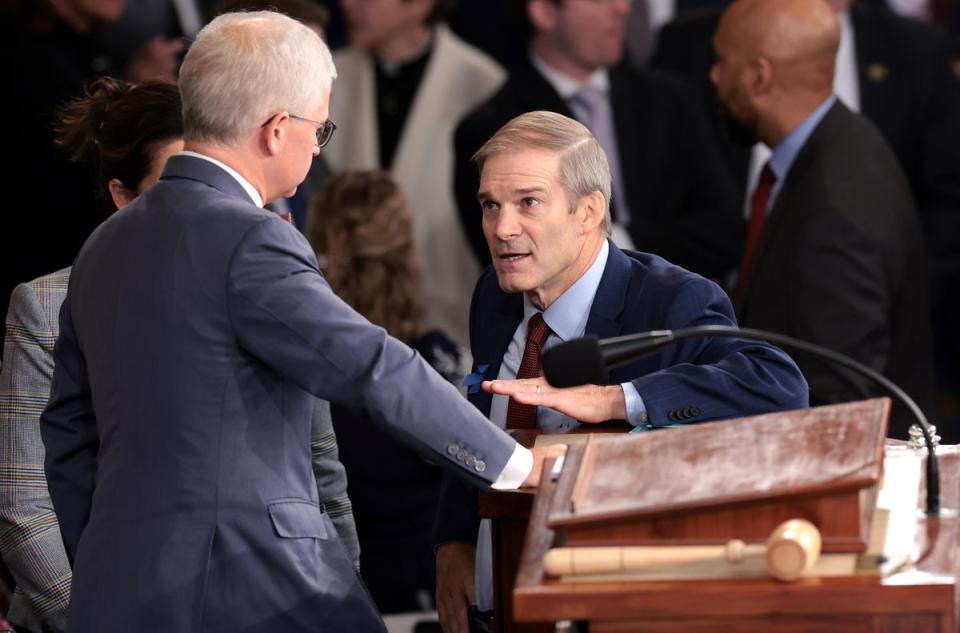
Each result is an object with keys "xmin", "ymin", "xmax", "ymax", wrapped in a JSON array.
[{"xmin": 268, "ymin": 499, "xmax": 328, "ymax": 539}]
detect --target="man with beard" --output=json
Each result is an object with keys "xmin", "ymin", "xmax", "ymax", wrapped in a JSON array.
[{"xmin": 711, "ymin": 0, "xmax": 937, "ymax": 440}]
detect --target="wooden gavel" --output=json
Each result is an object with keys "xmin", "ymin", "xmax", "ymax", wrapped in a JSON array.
[{"xmin": 543, "ymin": 519, "xmax": 822, "ymax": 582}]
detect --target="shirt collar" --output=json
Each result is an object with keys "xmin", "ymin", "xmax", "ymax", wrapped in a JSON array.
[
  {"xmin": 768, "ymin": 95, "xmax": 836, "ymax": 184},
  {"xmin": 530, "ymin": 52, "xmax": 609, "ymax": 100},
  {"xmin": 178, "ymin": 150, "xmax": 264, "ymax": 207},
  {"xmin": 523, "ymin": 239, "xmax": 610, "ymax": 342}
]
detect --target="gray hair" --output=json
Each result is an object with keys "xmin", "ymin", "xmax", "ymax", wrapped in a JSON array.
[
  {"xmin": 179, "ymin": 10, "xmax": 336, "ymax": 145},
  {"xmin": 472, "ymin": 110, "xmax": 612, "ymax": 234}
]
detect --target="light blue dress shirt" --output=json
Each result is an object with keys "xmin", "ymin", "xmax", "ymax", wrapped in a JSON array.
[
  {"xmin": 767, "ymin": 95, "xmax": 837, "ymax": 210},
  {"xmin": 488, "ymin": 239, "xmax": 648, "ymax": 431},
  {"xmin": 477, "ymin": 240, "xmax": 648, "ymax": 611}
]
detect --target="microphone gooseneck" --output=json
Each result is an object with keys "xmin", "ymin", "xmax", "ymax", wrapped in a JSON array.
[{"xmin": 541, "ymin": 325, "xmax": 941, "ymax": 516}]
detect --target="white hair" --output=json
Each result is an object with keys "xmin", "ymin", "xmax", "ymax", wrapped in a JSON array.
[{"xmin": 179, "ymin": 10, "xmax": 336, "ymax": 145}]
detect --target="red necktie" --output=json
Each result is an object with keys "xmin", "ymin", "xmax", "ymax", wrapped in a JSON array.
[
  {"xmin": 278, "ymin": 211, "xmax": 293, "ymax": 224},
  {"xmin": 505, "ymin": 313, "xmax": 552, "ymax": 430},
  {"xmin": 733, "ymin": 163, "xmax": 776, "ymax": 309}
]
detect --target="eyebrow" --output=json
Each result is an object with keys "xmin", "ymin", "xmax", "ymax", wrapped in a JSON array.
[{"xmin": 476, "ymin": 186, "xmax": 548, "ymax": 203}]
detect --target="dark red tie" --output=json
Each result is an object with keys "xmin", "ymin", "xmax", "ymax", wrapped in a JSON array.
[
  {"xmin": 278, "ymin": 211, "xmax": 293, "ymax": 223},
  {"xmin": 505, "ymin": 313, "xmax": 552, "ymax": 429},
  {"xmin": 733, "ymin": 163, "xmax": 776, "ymax": 309}
]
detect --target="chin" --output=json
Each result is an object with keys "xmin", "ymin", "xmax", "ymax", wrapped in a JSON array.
[{"xmin": 496, "ymin": 274, "xmax": 528, "ymax": 295}]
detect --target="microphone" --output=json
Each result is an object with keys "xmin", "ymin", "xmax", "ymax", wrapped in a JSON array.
[{"xmin": 541, "ymin": 325, "xmax": 941, "ymax": 517}]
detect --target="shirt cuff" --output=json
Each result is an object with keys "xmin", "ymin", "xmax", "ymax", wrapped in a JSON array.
[
  {"xmin": 621, "ymin": 382, "xmax": 650, "ymax": 428},
  {"xmin": 490, "ymin": 443, "xmax": 533, "ymax": 490}
]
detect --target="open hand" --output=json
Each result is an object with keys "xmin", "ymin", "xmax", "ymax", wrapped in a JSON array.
[{"xmin": 482, "ymin": 377, "xmax": 627, "ymax": 423}]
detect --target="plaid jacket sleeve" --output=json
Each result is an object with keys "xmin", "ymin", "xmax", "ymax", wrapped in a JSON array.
[
  {"xmin": 309, "ymin": 398, "xmax": 360, "ymax": 566},
  {"xmin": 0, "ymin": 271, "xmax": 72, "ymax": 632}
]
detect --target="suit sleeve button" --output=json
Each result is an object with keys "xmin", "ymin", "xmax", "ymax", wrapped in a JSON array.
[
  {"xmin": 474, "ymin": 460, "xmax": 486, "ymax": 473},
  {"xmin": 447, "ymin": 444, "xmax": 459, "ymax": 456}
]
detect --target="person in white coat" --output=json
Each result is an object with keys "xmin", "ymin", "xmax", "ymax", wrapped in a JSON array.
[{"xmin": 317, "ymin": 0, "xmax": 505, "ymax": 346}]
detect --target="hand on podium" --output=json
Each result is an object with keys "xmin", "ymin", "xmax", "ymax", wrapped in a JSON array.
[{"xmin": 483, "ymin": 378, "xmax": 627, "ymax": 423}]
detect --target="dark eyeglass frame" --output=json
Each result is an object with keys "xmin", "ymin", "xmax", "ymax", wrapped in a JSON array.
[{"xmin": 260, "ymin": 113, "xmax": 337, "ymax": 148}]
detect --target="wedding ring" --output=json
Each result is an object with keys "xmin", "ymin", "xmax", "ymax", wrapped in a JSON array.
[{"xmin": 536, "ymin": 384, "xmax": 542, "ymax": 394}]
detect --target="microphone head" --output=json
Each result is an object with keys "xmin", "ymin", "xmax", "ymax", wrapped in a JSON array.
[{"xmin": 543, "ymin": 336, "xmax": 605, "ymax": 387}]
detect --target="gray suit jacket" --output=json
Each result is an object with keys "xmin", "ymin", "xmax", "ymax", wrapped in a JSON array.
[
  {"xmin": 40, "ymin": 155, "xmax": 516, "ymax": 632},
  {"xmin": 1, "ymin": 270, "xmax": 360, "ymax": 632}
]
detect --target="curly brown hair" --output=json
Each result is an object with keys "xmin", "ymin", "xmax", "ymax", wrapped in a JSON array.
[{"xmin": 308, "ymin": 170, "xmax": 425, "ymax": 343}]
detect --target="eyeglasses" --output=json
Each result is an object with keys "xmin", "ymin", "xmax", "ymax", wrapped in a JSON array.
[
  {"xmin": 260, "ymin": 113, "xmax": 337, "ymax": 148},
  {"xmin": 290, "ymin": 114, "xmax": 337, "ymax": 148}
]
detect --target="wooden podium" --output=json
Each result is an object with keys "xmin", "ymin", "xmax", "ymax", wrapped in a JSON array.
[{"xmin": 480, "ymin": 399, "xmax": 960, "ymax": 632}]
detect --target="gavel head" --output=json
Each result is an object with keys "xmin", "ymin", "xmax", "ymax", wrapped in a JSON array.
[{"xmin": 765, "ymin": 519, "xmax": 822, "ymax": 582}]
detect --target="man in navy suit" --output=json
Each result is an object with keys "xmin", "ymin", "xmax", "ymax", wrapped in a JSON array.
[
  {"xmin": 39, "ymin": 11, "xmax": 562, "ymax": 633},
  {"xmin": 434, "ymin": 110, "xmax": 808, "ymax": 633}
]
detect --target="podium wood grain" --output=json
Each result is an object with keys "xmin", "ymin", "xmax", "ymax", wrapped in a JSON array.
[
  {"xmin": 548, "ymin": 400, "xmax": 889, "ymax": 554},
  {"xmin": 511, "ymin": 452, "xmax": 960, "ymax": 632}
]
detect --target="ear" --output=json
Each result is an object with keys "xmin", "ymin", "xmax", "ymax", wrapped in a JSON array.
[
  {"xmin": 260, "ymin": 111, "xmax": 289, "ymax": 157},
  {"xmin": 528, "ymin": 0, "xmax": 559, "ymax": 33},
  {"xmin": 752, "ymin": 56, "xmax": 775, "ymax": 96},
  {"xmin": 577, "ymin": 190, "xmax": 606, "ymax": 234},
  {"xmin": 108, "ymin": 178, "xmax": 135, "ymax": 209}
]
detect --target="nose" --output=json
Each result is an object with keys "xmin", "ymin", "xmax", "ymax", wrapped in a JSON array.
[
  {"xmin": 709, "ymin": 62, "xmax": 719, "ymax": 87},
  {"xmin": 496, "ymin": 206, "xmax": 524, "ymax": 242}
]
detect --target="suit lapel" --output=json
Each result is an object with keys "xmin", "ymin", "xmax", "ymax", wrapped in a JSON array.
[
  {"xmin": 738, "ymin": 102, "xmax": 848, "ymax": 316},
  {"xmin": 468, "ymin": 285, "xmax": 523, "ymax": 416},
  {"xmin": 470, "ymin": 242, "xmax": 629, "ymax": 409},
  {"xmin": 585, "ymin": 241, "xmax": 629, "ymax": 341}
]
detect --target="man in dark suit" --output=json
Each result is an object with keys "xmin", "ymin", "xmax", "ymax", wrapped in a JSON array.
[
  {"xmin": 435, "ymin": 110, "xmax": 809, "ymax": 633},
  {"xmin": 38, "ymin": 11, "xmax": 562, "ymax": 633},
  {"xmin": 453, "ymin": 0, "xmax": 745, "ymax": 281},
  {"xmin": 654, "ymin": 0, "xmax": 960, "ymax": 416},
  {"xmin": 711, "ymin": 0, "xmax": 937, "ymax": 440}
]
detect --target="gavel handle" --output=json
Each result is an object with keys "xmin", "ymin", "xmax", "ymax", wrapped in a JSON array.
[{"xmin": 543, "ymin": 541, "xmax": 766, "ymax": 576}]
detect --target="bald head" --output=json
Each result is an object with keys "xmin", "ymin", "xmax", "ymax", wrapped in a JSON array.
[
  {"xmin": 711, "ymin": 0, "xmax": 840, "ymax": 146},
  {"xmin": 718, "ymin": 0, "xmax": 840, "ymax": 94}
]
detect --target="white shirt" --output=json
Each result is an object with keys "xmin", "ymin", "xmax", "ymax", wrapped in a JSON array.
[{"xmin": 178, "ymin": 150, "xmax": 264, "ymax": 207}]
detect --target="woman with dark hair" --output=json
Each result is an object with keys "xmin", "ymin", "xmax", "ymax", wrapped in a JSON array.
[
  {"xmin": 56, "ymin": 77, "xmax": 185, "ymax": 210},
  {"xmin": 0, "ymin": 77, "xmax": 182, "ymax": 633},
  {"xmin": 309, "ymin": 170, "xmax": 470, "ymax": 615}
]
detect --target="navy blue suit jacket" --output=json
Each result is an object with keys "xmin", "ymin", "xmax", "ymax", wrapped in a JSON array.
[
  {"xmin": 40, "ymin": 155, "xmax": 519, "ymax": 632},
  {"xmin": 435, "ymin": 243, "xmax": 809, "ymax": 546}
]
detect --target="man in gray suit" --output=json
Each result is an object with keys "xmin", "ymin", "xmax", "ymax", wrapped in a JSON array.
[{"xmin": 40, "ymin": 11, "xmax": 558, "ymax": 632}]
